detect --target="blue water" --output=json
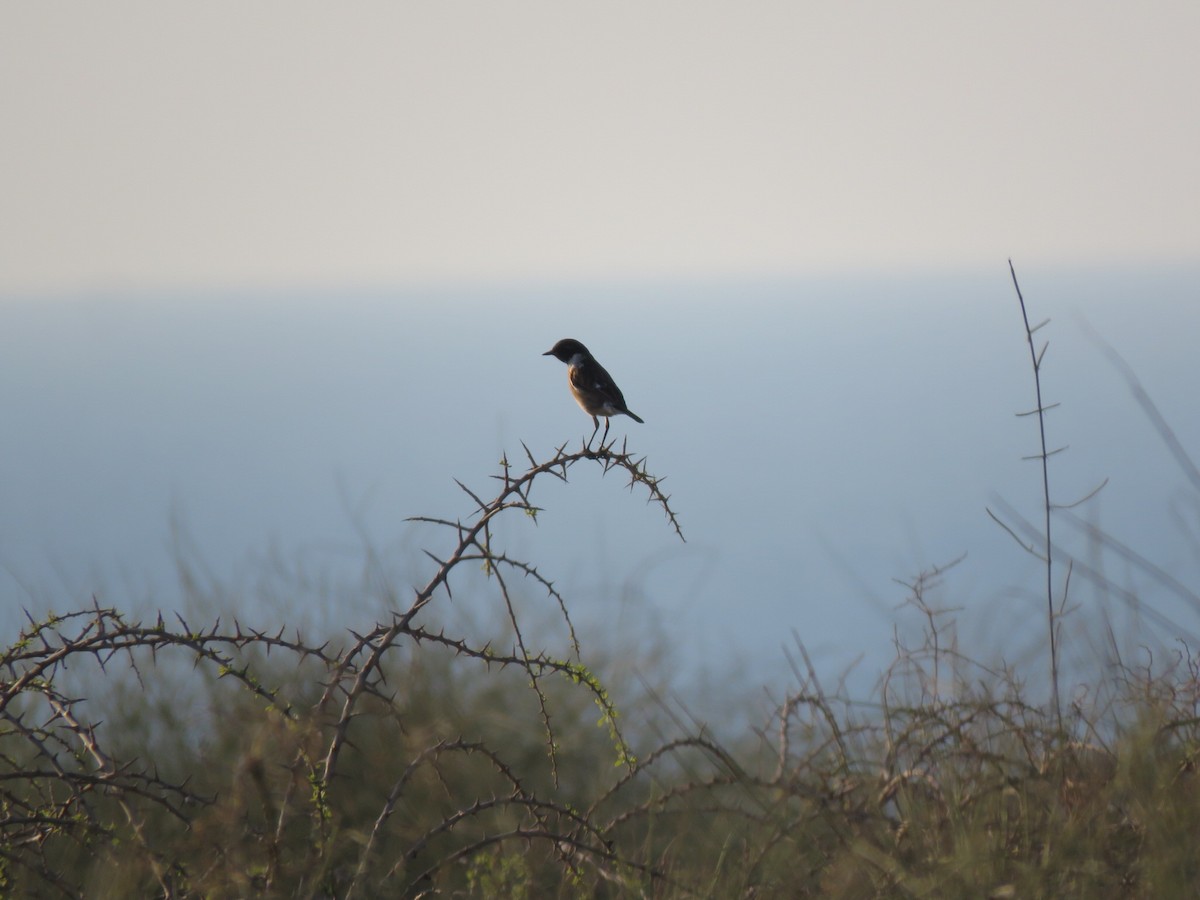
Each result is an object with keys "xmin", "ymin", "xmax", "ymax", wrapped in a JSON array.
[{"xmin": 3, "ymin": 264, "xmax": 1198, "ymax": 700}]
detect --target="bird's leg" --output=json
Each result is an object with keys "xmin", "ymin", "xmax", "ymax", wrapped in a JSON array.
[
  {"xmin": 601, "ymin": 416, "xmax": 611, "ymax": 448},
  {"xmin": 587, "ymin": 416, "xmax": 600, "ymax": 449}
]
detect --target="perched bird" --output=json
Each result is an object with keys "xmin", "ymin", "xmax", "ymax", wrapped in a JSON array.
[{"xmin": 543, "ymin": 338, "xmax": 644, "ymax": 443}]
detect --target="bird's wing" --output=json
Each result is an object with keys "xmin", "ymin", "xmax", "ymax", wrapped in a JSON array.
[{"xmin": 571, "ymin": 360, "xmax": 627, "ymax": 409}]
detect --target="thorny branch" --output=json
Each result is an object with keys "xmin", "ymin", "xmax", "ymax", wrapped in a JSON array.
[{"xmin": 1, "ymin": 437, "xmax": 693, "ymax": 896}]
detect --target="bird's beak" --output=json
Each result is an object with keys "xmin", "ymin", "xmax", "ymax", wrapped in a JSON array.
[{"xmin": 542, "ymin": 349, "xmax": 554, "ymax": 356}]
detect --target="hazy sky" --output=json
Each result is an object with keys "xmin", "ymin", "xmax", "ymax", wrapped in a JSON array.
[{"xmin": 3, "ymin": 2, "xmax": 1198, "ymax": 294}]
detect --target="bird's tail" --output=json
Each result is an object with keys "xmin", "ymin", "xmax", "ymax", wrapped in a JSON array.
[{"xmin": 624, "ymin": 410, "xmax": 645, "ymax": 424}]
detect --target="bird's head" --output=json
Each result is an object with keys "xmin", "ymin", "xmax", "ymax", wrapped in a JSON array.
[{"xmin": 542, "ymin": 338, "xmax": 590, "ymax": 363}]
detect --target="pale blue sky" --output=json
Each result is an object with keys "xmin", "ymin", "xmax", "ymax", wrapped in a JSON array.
[
  {"xmin": 2, "ymin": 5, "xmax": 1199, "ymax": 696},
  {"xmin": 3, "ymin": 2, "xmax": 1198, "ymax": 293}
]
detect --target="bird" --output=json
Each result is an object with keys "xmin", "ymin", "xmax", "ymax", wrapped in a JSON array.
[{"xmin": 543, "ymin": 338, "xmax": 644, "ymax": 445}]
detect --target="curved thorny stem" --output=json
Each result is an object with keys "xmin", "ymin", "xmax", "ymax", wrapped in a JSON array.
[
  {"xmin": 315, "ymin": 436, "xmax": 683, "ymax": 802},
  {"xmin": 1, "ymin": 437, "xmax": 691, "ymax": 896}
]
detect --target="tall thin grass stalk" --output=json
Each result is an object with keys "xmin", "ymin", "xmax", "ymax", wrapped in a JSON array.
[{"xmin": 1008, "ymin": 259, "xmax": 1063, "ymax": 730}]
